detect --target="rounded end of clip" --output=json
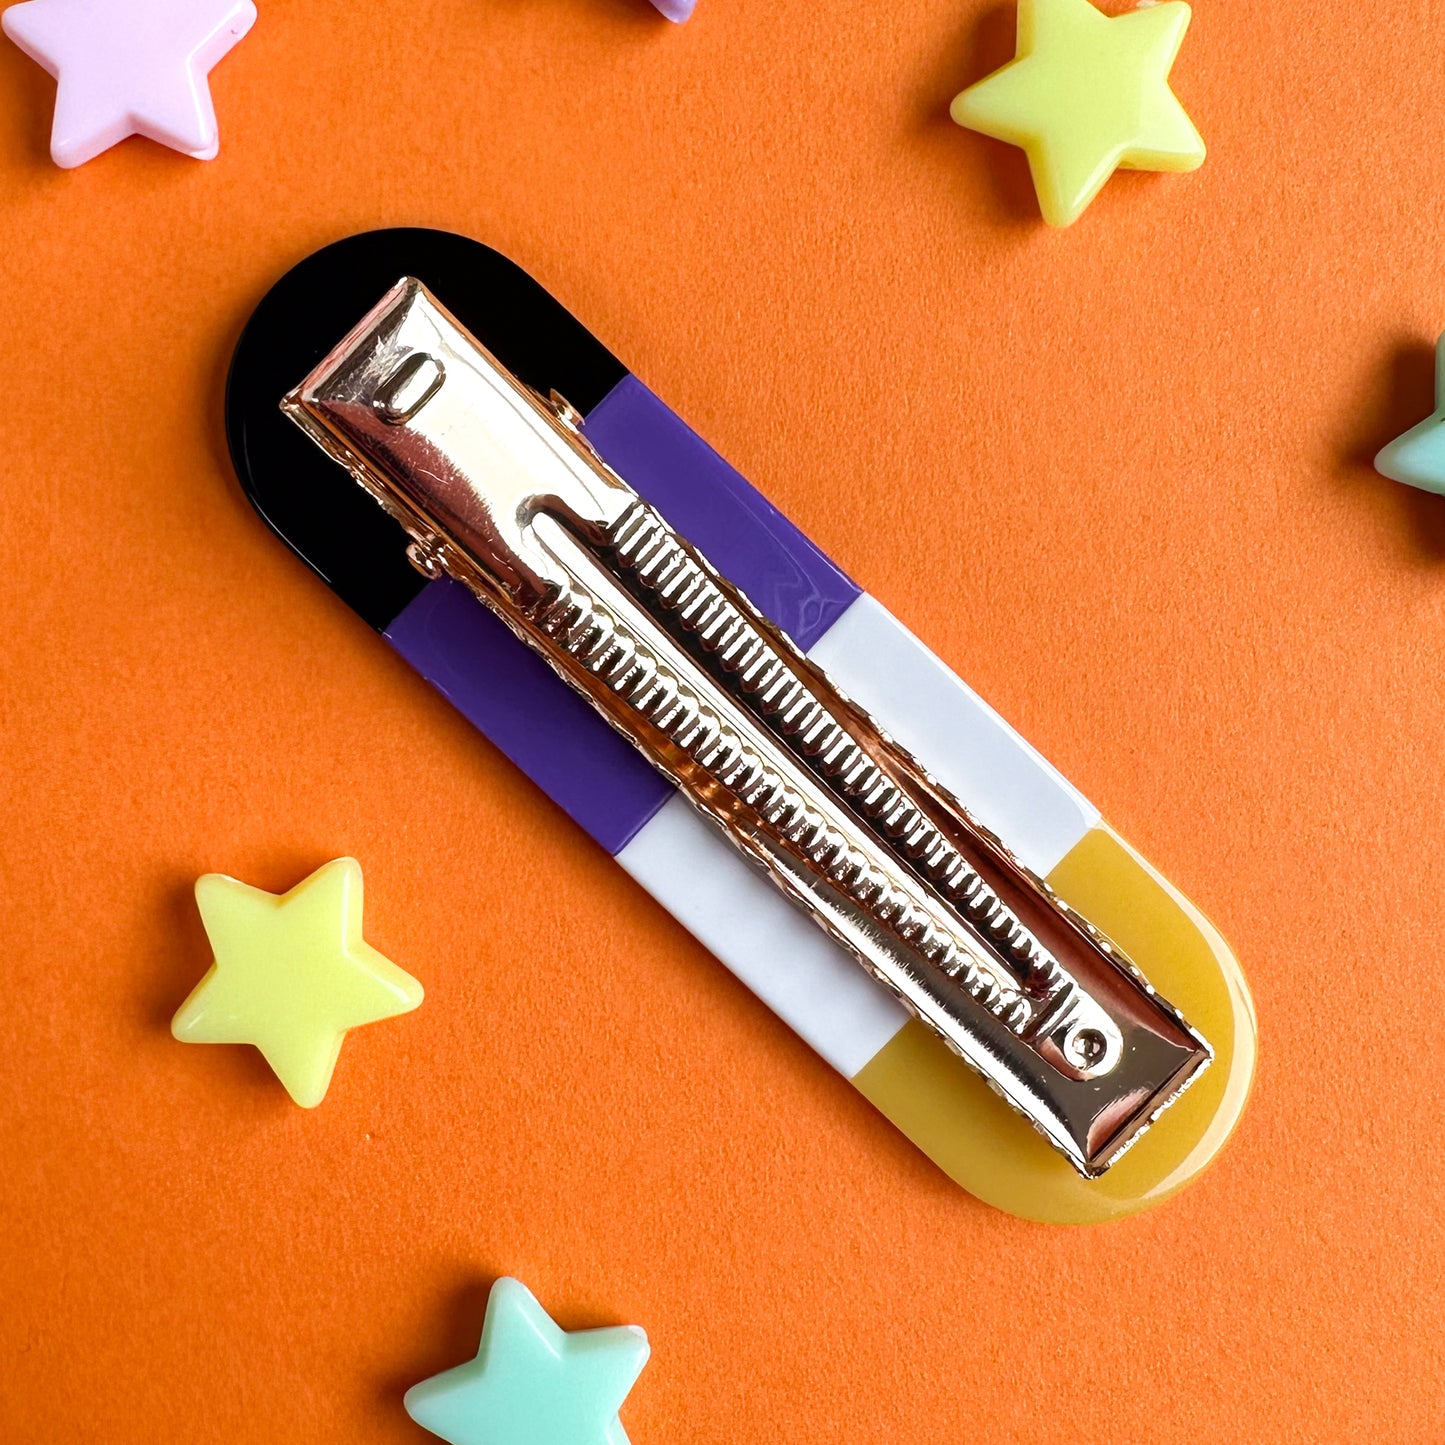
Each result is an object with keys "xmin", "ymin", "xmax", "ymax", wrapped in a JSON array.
[{"xmin": 852, "ymin": 823, "xmax": 1255, "ymax": 1225}]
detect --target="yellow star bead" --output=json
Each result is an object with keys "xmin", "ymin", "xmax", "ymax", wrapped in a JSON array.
[
  {"xmin": 171, "ymin": 858, "xmax": 423, "ymax": 1107},
  {"xmin": 950, "ymin": 0, "xmax": 1205, "ymax": 227}
]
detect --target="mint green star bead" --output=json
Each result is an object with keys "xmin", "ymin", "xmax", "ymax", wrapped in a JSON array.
[
  {"xmin": 1376, "ymin": 334, "xmax": 1445, "ymax": 495},
  {"xmin": 404, "ymin": 1278, "xmax": 650, "ymax": 1445}
]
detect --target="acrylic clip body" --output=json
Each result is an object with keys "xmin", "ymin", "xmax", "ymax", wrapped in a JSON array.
[{"xmin": 281, "ymin": 277, "xmax": 1210, "ymax": 1177}]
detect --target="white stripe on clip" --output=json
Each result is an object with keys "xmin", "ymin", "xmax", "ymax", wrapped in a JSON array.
[
  {"xmin": 617, "ymin": 791, "xmax": 909, "ymax": 1076},
  {"xmin": 807, "ymin": 595, "xmax": 1100, "ymax": 878},
  {"xmin": 616, "ymin": 591, "xmax": 1100, "ymax": 1078}
]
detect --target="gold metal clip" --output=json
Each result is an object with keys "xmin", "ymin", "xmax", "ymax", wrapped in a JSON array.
[{"xmin": 282, "ymin": 277, "xmax": 1211, "ymax": 1176}]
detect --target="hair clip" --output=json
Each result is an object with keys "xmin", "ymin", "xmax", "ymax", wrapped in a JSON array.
[{"xmin": 227, "ymin": 230, "xmax": 1255, "ymax": 1219}]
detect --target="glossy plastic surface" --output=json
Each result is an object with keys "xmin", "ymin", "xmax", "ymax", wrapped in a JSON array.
[
  {"xmin": 856, "ymin": 827, "xmax": 1255, "ymax": 1223},
  {"xmin": 949, "ymin": 0, "xmax": 1204, "ymax": 227},
  {"xmin": 405, "ymin": 1277, "xmax": 649, "ymax": 1445},
  {"xmin": 171, "ymin": 858, "xmax": 424, "ymax": 1108},
  {"xmin": 1375, "ymin": 332, "xmax": 1445, "ymax": 494},
  {"xmin": 228, "ymin": 229, "xmax": 1253, "ymax": 1216},
  {"xmin": 1, "ymin": 0, "xmax": 255, "ymax": 167}
]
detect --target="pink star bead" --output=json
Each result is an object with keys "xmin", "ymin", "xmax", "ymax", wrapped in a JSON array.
[
  {"xmin": 650, "ymin": 0, "xmax": 696, "ymax": 21},
  {"xmin": 2, "ymin": 0, "xmax": 255, "ymax": 168}
]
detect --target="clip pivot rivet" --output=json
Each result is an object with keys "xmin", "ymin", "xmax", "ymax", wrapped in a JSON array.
[{"xmin": 405, "ymin": 538, "xmax": 445, "ymax": 580}]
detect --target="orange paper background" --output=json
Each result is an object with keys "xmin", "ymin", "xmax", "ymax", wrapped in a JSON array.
[{"xmin": 1, "ymin": 0, "xmax": 1442, "ymax": 1439}]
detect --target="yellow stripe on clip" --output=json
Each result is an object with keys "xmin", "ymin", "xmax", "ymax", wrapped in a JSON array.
[{"xmin": 852, "ymin": 826, "xmax": 1256, "ymax": 1224}]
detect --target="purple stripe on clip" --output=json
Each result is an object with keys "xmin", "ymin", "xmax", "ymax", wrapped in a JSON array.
[
  {"xmin": 584, "ymin": 378, "xmax": 856, "ymax": 652},
  {"xmin": 384, "ymin": 576, "xmax": 671, "ymax": 853},
  {"xmin": 384, "ymin": 375, "xmax": 860, "ymax": 854}
]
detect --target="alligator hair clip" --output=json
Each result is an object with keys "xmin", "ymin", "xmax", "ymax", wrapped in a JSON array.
[{"xmin": 227, "ymin": 230, "xmax": 1255, "ymax": 1222}]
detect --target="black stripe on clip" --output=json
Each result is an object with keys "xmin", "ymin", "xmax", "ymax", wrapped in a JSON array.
[{"xmin": 224, "ymin": 227, "xmax": 627, "ymax": 630}]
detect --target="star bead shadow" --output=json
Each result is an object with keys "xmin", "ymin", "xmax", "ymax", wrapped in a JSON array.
[
  {"xmin": 0, "ymin": 40, "xmax": 58, "ymax": 166},
  {"xmin": 913, "ymin": 4, "xmax": 1041, "ymax": 228},
  {"xmin": 380, "ymin": 1274, "xmax": 498, "ymax": 1433},
  {"xmin": 145, "ymin": 874, "xmax": 286, "ymax": 1098},
  {"xmin": 1332, "ymin": 335, "xmax": 1445, "ymax": 563},
  {"xmin": 145, "ymin": 874, "xmax": 216, "ymax": 1034},
  {"xmin": 489, "ymin": 0, "xmax": 669, "ymax": 31}
]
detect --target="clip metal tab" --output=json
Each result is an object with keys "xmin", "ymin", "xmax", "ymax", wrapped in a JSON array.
[{"xmin": 281, "ymin": 277, "xmax": 1211, "ymax": 1177}]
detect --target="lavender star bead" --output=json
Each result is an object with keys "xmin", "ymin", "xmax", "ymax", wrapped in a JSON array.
[{"xmin": 2, "ymin": 0, "xmax": 255, "ymax": 168}]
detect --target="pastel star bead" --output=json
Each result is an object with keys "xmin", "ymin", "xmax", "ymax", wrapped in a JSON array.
[
  {"xmin": 171, "ymin": 858, "xmax": 423, "ymax": 1108},
  {"xmin": 405, "ymin": 1278, "xmax": 650, "ymax": 1445},
  {"xmin": 649, "ymin": 0, "xmax": 696, "ymax": 20},
  {"xmin": 950, "ymin": 0, "xmax": 1205, "ymax": 227},
  {"xmin": 1375, "ymin": 335, "xmax": 1445, "ymax": 495},
  {"xmin": 2, "ymin": 0, "xmax": 255, "ymax": 169}
]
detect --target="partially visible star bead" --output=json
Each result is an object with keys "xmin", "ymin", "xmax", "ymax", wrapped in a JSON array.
[
  {"xmin": 950, "ymin": 0, "xmax": 1205, "ymax": 227},
  {"xmin": 171, "ymin": 858, "xmax": 423, "ymax": 1108},
  {"xmin": 2, "ymin": 0, "xmax": 255, "ymax": 168},
  {"xmin": 649, "ymin": 0, "xmax": 696, "ymax": 20},
  {"xmin": 1375, "ymin": 335, "xmax": 1445, "ymax": 496},
  {"xmin": 405, "ymin": 1278, "xmax": 650, "ymax": 1445}
]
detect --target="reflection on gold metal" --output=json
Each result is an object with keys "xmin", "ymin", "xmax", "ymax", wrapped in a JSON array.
[{"xmin": 281, "ymin": 278, "xmax": 1211, "ymax": 1176}]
